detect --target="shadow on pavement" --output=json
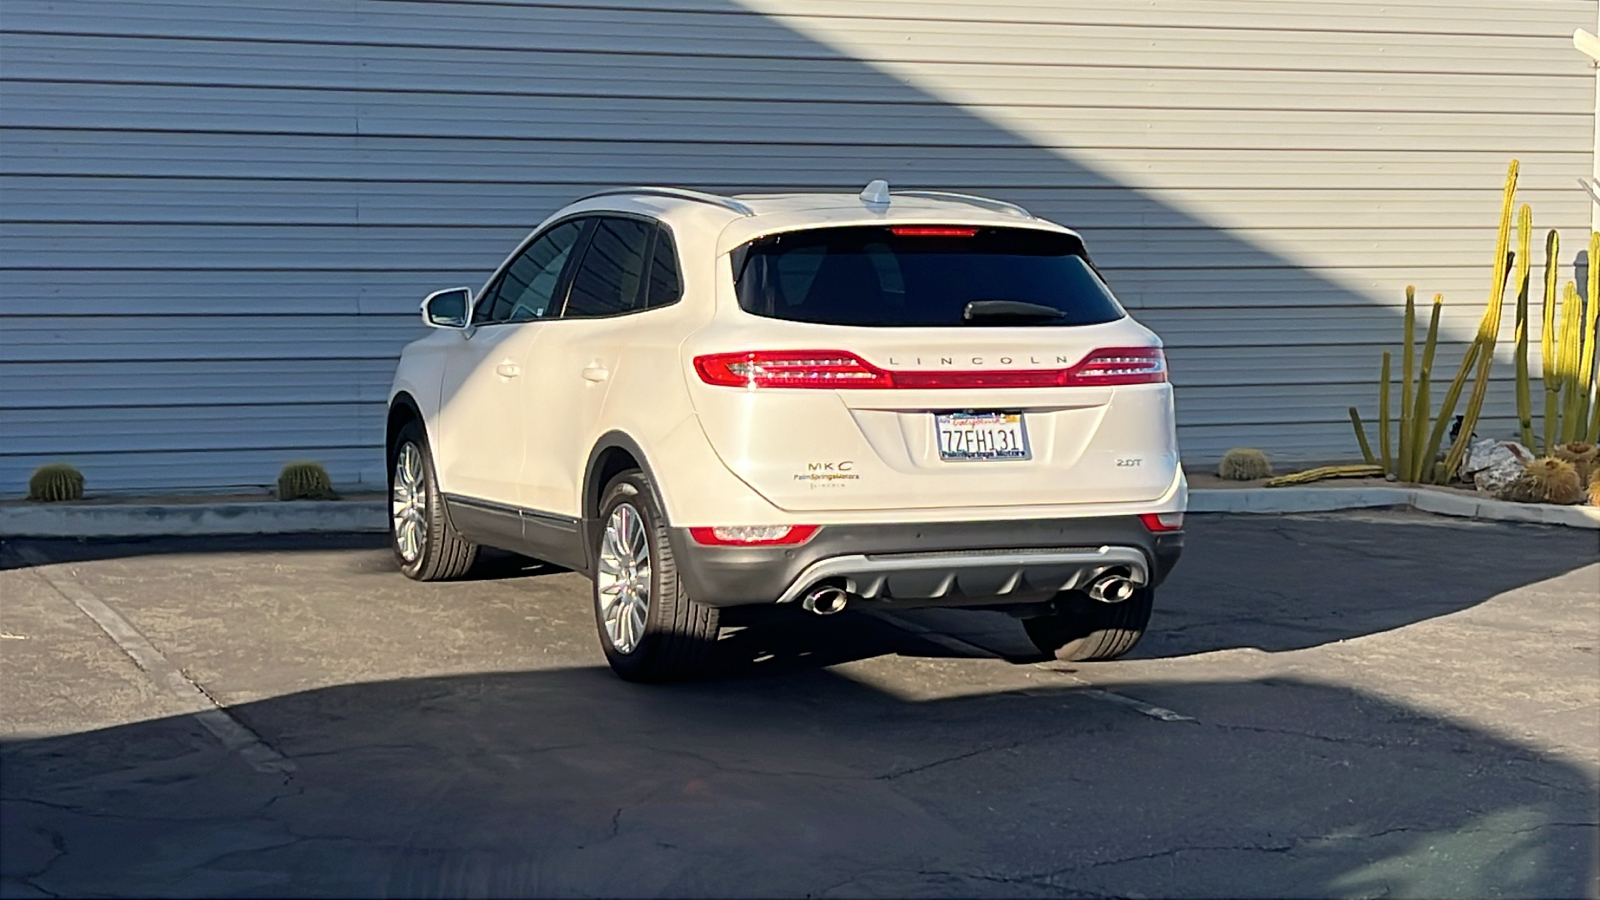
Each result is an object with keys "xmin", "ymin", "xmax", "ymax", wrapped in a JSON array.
[
  {"xmin": 2, "ymin": 662, "xmax": 1594, "ymax": 898},
  {"xmin": 0, "ymin": 537, "xmax": 566, "ymax": 582},
  {"xmin": 4, "ymin": 513, "xmax": 1596, "ymax": 666},
  {"xmin": 1135, "ymin": 512, "xmax": 1600, "ymax": 659}
]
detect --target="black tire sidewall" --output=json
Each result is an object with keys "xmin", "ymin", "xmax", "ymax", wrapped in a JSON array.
[
  {"xmin": 389, "ymin": 421, "xmax": 436, "ymax": 580},
  {"xmin": 1026, "ymin": 586, "xmax": 1153, "ymax": 662},
  {"xmin": 592, "ymin": 472, "xmax": 672, "ymax": 680}
]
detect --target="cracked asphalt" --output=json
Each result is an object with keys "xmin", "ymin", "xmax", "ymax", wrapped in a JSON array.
[{"xmin": 1, "ymin": 510, "xmax": 1597, "ymax": 898}]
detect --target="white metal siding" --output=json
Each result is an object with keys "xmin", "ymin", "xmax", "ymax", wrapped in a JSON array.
[{"xmin": 1, "ymin": 0, "xmax": 1594, "ymax": 494}]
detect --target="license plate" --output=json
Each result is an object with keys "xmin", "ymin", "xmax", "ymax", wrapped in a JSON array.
[{"xmin": 935, "ymin": 411, "xmax": 1030, "ymax": 461}]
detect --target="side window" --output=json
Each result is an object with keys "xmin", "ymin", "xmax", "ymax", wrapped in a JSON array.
[
  {"xmin": 562, "ymin": 217, "xmax": 652, "ymax": 319},
  {"xmin": 477, "ymin": 220, "xmax": 585, "ymax": 324},
  {"xmin": 646, "ymin": 226, "xmax": 682, "ymax": 308}
]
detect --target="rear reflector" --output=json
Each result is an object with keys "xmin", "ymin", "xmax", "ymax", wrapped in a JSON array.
[
  {"xmin": 1138, "ymin": 512, "xmax": 1184, "ymax": 532},
  {"xmin": 693, "ymin": 348, "xmax": 1166, "ymax": 390},
  {"xmin": 688, "ymin": 525, "xmax": 820, "ymax": 546},
  {"xmin": 888, "ymin": 226, "xmax": 979, "ymax": 237}
]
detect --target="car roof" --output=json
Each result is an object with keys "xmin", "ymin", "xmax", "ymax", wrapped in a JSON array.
[{"xmin": 552, "ymin": 184, "xmax": 1081, "ymax": 255}]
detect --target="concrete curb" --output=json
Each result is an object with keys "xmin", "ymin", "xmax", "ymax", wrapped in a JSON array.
[
  {"xmin": 0, "ymin": 501, "xmax": 388, "ymax": 538},
  {"xmin": 0, "ymin": 487, "xmax": 1595, "ymax": 538},
  {"xmin": 1188, "ymin": 485, "xmax": 1600, "ymax": 529}
]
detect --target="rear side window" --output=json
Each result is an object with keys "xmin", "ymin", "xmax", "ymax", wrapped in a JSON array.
[
  {"xmin": 733, "ymin": 226, "xmax": 1125, "ymax": 327},
  {"xmin": 562, "ymin": 217, "xmax": 652, "ymax": 318},
  {"xmin": 646, "ymin": 226, "xmax": 682, "ymax": 308}
]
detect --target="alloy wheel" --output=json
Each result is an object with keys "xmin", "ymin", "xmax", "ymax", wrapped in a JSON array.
[
  {"xmin": 596, "ymin": 502, "xmax": 651, "ymax": 654},
  {"xmin": 391, "ymin": 442, "xmax": 427, "ymax": 563}
]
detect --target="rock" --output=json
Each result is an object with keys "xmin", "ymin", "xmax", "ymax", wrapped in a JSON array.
[{"xmin": 1463, "ymin": 439, "xmax": 1534, "ymax": 495}]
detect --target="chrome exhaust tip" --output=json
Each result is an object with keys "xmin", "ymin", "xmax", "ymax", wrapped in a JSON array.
[
  {"xmin": 800, "ymin": 586, "xmax": 849, "ymax": 615},
  {"xmin": 1086, "ymin": 574, "xmax": 1136, "ymax": 604}
]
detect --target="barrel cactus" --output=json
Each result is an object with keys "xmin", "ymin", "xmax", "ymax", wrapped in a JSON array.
[
  {"xmin": 27, "ymin": 463, "xmax": 84, "ymax": 502},
  {"xmin": 1552, "ymin": 441, "xmax": 1597, "ymax": 486},
  {"xmin": 1217, "ymin": 448, "xmax": 1272, "ymax": 481},
  {"xmin": 1500, "ymin": 457, "xmax": 1584, "ymax": 504},
  {"xmin": 276, "ymin": 461, "xmax": 337, "ymax": 501}
]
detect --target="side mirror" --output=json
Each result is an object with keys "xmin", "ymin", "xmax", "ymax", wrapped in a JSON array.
[{"xmin": 421, "ymin": 287, "xmax": 472, "ymax": 328}]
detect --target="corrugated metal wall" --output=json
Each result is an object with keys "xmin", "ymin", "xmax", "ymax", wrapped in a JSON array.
[{"xmin": 1, "ymin": 0, "xmax": 1594, "ymax": 494}]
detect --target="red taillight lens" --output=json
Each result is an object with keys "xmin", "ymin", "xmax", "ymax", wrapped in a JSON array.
[
  {"xmin": 1062, "ymin": 347, "xmax": 1167, "ymax": 386},
  {"xmin": 1139, "ymin": 512, "xmax": 1184, "ymax": 532},
  {"xmin": 688, "ymin": 525, "xmax": 820, "ymax": 546},
  {"xmin": 693, "ymin": 351, "xmax": 893, "ymax": 389},
  {"xmin": 693, "ymin": 347, "xmax": 1166, "ymax": 390},
  {"xmin": 889, "ymin": 226, "xmax": 979, "ymax": 237}
]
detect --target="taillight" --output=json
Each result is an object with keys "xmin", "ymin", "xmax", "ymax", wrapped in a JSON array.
[
  {"xmin": 693, "ymin": 351, "xmax": 894, "ymax": 389},
  {"xmin": 1062, "ymin": 348, "xmax": 1167, "ymax": 386},
  {"xmin": 1139, "ymin": 512, "xmax": 1184, "ymax": 532},
  {"xmin": 688, "ymin": 525, "xmax": 820, "ymax": 546},
  {"xmin": 693, "ymin": 347, "xmax": 1166, "ymax": 389}
]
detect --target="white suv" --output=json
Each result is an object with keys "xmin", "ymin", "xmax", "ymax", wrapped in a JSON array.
[{"xmin": 387, "ymin": 183, "xmax": 1186, "ymax": 681}]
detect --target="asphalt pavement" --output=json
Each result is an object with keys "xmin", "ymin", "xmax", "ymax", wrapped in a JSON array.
[{"xmin": 1, "ymin": 511, "xmax": 1596, "ymax": 898}]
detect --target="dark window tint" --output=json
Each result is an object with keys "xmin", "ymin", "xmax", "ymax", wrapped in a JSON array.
[
  {"xmin": 733, "ymin": 226, "xmax": 1125, "ymax": 328},
  {"xmin": 562, "ymin": 217, "xmax": 652, "ymax": 318},
  {"xmin": 478, "ymin": 220, "xmax": 585, "ymax": 324},
  {"xmin": 646, "ymin": 226, "xmax": 682, "ymax": 308}
]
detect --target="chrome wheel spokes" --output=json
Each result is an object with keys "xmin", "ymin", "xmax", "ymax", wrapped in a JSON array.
[
  {"xmin": 595, "ymin": 502, "xmax": 651, "ymax": 654},
  {"xmin": 391, "ymin": 442, "xmax": 427, "ymax": 563}
]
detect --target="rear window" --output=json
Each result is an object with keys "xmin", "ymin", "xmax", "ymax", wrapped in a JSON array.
[{"xmin": 732, "ymin": 226, "xmax": 1125, "ymax": 327}]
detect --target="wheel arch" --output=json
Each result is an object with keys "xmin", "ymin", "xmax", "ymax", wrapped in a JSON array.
[
  {"xmin": 387, "ymin": 392, "xmax": 425, "ymax": 457},
  {"xmin": 583, "ymin": 431, "xmax": 663, "ymax": 522}
]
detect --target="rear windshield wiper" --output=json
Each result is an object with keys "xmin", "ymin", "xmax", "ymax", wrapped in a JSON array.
[{"xmin": 962, "ymin": 299, "xmax": 1067, "ymax": 324}]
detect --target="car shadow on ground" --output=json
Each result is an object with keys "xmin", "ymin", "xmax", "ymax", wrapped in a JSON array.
[
  {"xmin": 2, "ymin": 661, "xmax": 1594, "ymax": 898},
  {"xmin": 4, "ymin": 512, "xmax": 1595, "ymax": 667}
]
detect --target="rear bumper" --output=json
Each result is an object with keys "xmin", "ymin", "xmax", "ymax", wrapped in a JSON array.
[{"xmin": 668, "ymin": 515, "xmax": 1183, "ymax": 608}]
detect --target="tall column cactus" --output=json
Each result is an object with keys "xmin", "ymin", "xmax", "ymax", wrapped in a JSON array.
[
  {"xmin": 1407, "ymin": 293, "xmax": 1443, "ymax": 482},
  {"xmin": 1442, "ymin": 246, "xmax": 1516, "ymax": 480},
  {"xmin": 1558, "ymin": 280, "xmax": 1583, "ymax": 442},
  {"xmin": 1399, "ymin": 286, "xmax": 1416, "ymax": 477},
  {"xmin": 1578, "ymin": 231, "xmax": 1599, "ymax": 442},
  {"xmin": 1541, "ymin": 229, "xmax": 1561, "ymax": 452},
  {"xmin": 1512, "ymin": 209, "xmax": 1534, "ymax": 449},
  {"xmin": 1425, "ymin": 158, "xmax": 1518, "ymax": 482},
  {"xmin": 1541, "ymin": 231, "xmax": 1600, "ymax": 446},
  {"xmin": 1378, "ymin": 351, "xmax": 1393, "ymax": 474}
]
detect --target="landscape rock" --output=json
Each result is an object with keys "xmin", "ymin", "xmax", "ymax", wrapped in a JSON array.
[{"xmin": 1463, "ymin": 439, "xmax": 1534, "ymax": 495}]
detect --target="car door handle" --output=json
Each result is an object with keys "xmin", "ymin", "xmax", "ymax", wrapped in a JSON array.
[
  {"xmin": 581, "ymin": 365, "xmax": 610, "ymax": 383},
  {"xmin": 495, "ymin": 362, "xmax": 520, "ymax": 378}
]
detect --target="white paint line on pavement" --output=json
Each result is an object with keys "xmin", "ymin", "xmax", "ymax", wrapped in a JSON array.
[
  {"xmin": 1045, "ymin": 669, "xmax": 1197, "ymax": 723},
  {"xmin": 864, "ymin": 609, "xmax": 1195, "ymax": 723},
  {"xmin": 13, "ymin": 545, "xmax": 297, "ymax": 774}
]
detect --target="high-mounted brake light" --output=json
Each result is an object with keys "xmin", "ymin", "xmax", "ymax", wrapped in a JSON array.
[
  {"xmin": 688, "ymin": 525, "xmax": 820, "ymax": 546},
  {"xmin": 1139, "ymin": 512, "xmax": 1184, "ymax": 533},
  {"xmin": 889, "ymin": 226, "xmax": 979, "ymax": 237},
  {"xmin": 694, "ymin": 348, "xmax": 1167, "ymax": 390}
]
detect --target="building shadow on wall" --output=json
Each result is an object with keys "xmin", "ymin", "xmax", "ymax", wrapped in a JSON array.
[
  {"xmin": 410, "ymin": 0, "xmax": 1448, "ymax": 464},
  {"xmin": 6, "ymin": 0, "xmax": 1569, "ymax": 491}
]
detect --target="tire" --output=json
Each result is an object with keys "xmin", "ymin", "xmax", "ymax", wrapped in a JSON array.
[
  {"xmin": 591, "ymin": 470, "xmax": 720, "ymax": 682},
  {"xmin": 389, "ymin": 419, "xmax": 478, "ymax": 581},
  {"xmin": 1023, "ymin": 586, "xmax": 1153, "ymax": 662}
]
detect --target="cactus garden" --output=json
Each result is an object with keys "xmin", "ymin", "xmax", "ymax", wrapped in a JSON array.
[{"xmin": 1343, "ymin": 159, "xmax": 1600, "ymax": 505}]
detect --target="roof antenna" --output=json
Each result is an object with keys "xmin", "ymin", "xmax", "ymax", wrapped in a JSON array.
[{"xmin": 859, "ymin": 179, "xmax": 890, "ymax": 206}]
